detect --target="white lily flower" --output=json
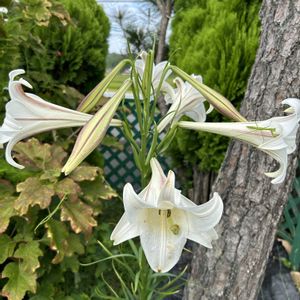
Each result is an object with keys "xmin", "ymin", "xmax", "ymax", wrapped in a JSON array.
[
  {"xmin": 179, "ymin": 98, "xmax": 300, "ymax": 184},
  {"xmin": 135, "ymin": 51, "xmax": 173, "ymax": 97},
  {"xmin": 0, "ymin": 69, "xmax": 121, "ymax": 169},
  {"xmin": 157, "ymin": 76, "xmax": 213, "ymax": 132},
  {"xmin": 111, "ymin": 158, "xmax": 223, "ymax": 273}
]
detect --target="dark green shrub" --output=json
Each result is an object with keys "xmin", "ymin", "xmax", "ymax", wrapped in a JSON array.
[{"xmin": 0, "ymin": 0, "xmax": 109, "ymax": 113}]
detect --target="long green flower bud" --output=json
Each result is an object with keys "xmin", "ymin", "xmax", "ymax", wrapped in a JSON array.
[
  {"xmin": 63, "ymin": 80, "xmax": 132, "ymax": 175},
  {"xmin": 77, "ymin": 59, "xmax": 131, "ymax": 113},
  {"xmin": 171, "ymin": 65, "xmax": 247, "ymax": 122}
]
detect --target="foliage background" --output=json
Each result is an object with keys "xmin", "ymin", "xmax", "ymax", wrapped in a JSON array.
[
  {"xmin": 168, "ymin": 0, "xmax": 261, "ymax": 175},
  {"xmin": 0, "ymin": 0, "xmax": 109, "ymax": 115},
  {"xmin": 0, "ymin": 1, "xmax": 119, "ymax": 299}
]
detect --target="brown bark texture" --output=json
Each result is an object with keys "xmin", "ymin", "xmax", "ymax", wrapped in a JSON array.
[
  {"xmin": 192, "ymin": 167, "xmax": 217, "ymax": 205},
  {"xmin": 184, "ymin": 1, "xmax": 300, "ymax": 299},
  {"xmin": 155, "ymin": 0, "xmax": 172, "ymax": 64},
  {"xmin": 156, "ymin": 0, "xmax": 173, "ymax": 115}
]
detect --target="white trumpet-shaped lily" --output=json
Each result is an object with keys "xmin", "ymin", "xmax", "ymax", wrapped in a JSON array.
[
  {"xmin": 0, "ymin": 69, "xmax": 121, "ymax": 169},
  {"xmin": 111, "ymin": 158, "xmax": 223, "ymax": 273},
  {"xmin": 157, "ymin": 76, "xmax": 213, "ymax": 132},
  {"xmin": 179, "ymin": 98, "xmax": 300, "ymax": 184}
]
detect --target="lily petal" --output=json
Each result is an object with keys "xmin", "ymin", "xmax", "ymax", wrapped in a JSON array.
[
  {"xmin": 1, "ymin": 69, "xmax": 123, "ymax": 169},
  {"xmin": 110, "ymin": 214, "xmax": 140, "ymax": 245},
  {"xmin": 158, "ymin": 75, "xmax": 207, "ymax": 132},
  {"xmin": 140, "ymin": 206, "xmax": 187, "ymax": 273},
  {"xmin": 111, "ymin": 158, "xmax": 224, "ymax": 273},
  {"xmin": 139, "ymin": 157, "xmax": 166, "ymax": 205},
  {"xmin": 157, "ymin": 171, "xmax": 176, "ymax": 209},
  {"xmin": 123, "ymin": 183, "xmax": 152, "ymax": 227},
  {"xmin": 179, "ymin": 192, "xmax": 223, "ymax": 231},
  {"xmin": 187, "ymin": 228, "xmax": 218, "ymax": 248},
  {"xmin": 178, "ymin": 97, "xmax": 300, "ymax": 185}
]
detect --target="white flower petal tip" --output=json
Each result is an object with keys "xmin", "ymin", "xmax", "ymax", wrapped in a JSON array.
[
  {"xmin": 18, "ymin": 78, "xmax": 33, "ymax": 89},
  {"xmin": 158, "ymin": 75, "xmax": 207, "ymax": 133},
  {"xmin": 0, "ymin": 69, "xmax": 94, "ymax": 168},
  {"xmin": 9, "ymin": 69, "xmax": 25, "ymax": 80},
  {"xmin": 111, "ymin": 159, "xmax": 224, "ymax": 273},
  {"xmin": 282, "ymin": 98, "xmax": 300, "ymax": 119}
]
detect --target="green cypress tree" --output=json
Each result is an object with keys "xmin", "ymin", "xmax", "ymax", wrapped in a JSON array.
[{"xmin": 169, "ymin": 0, "xmax": 261, "ymax": 172}]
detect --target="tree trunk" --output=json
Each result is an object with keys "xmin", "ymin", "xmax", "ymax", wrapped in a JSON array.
[
  {"xmin": 184, "ymin": 1, "xmax": 300, "ymax": 299},
  {"xmin": 155, "ymin": 0, "xmax": 173, "ymax": 115},
  {"xmin": 155, "ymin": 0, "xmax": 172, "ymax": 64},
  {"xmin": 192, "ymin": 167, "xmax": 217, "ymax": 205}
]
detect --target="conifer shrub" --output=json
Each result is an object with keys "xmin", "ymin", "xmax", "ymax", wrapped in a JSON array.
[{"xmin": 0, "ymin": 0, "xmax": 109, "ymax": 112}]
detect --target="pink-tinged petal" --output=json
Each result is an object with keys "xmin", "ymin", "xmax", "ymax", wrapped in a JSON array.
[
  {"xmin": 140, "ymin": 207, "xmax": 187, "ymax": 273},
  {"xmin": 110, "ymin": 214, "xmax": 140, "ymax": 245}
]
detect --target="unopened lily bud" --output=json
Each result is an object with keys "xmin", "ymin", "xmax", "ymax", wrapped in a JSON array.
[
  {"xmin": 77, "ymin": 59, "xmax": 130, "ymax": 113},
  {"xmin": 62, "ymin": 80, "xmax": 132, "ymax": 175},
  {"xmin": 171, "ymin": 65, "xmax": 247, "ymax": 122}
]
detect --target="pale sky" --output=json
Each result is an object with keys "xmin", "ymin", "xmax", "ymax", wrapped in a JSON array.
[{"xmin": 97, "ymin": 0, "xmax": 160, "ymax": 54}]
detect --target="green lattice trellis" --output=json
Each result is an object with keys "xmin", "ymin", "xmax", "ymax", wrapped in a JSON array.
[
  {"xmin": 101, "ymin": 99, "xmax": 169, "ymax": 191},
  {"xmin": 278, "ymin": 172, "xmax": 300, "ymax": 270}
]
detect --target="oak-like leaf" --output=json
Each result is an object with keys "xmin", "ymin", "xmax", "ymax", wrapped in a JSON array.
[
  {"xmin": 45, "ymin": 219, "xmax": 84, "ymax": 264},
  {"xmin": 61, "ymin": 199, "xmax": 97, "ymax": 234},
  {"xmin": 13, "ymin": 138, "xmax": 52, "ymax": 169},
  {"xmin": 55, "ymin": 178, "xmax": 81, "ymax": 197},
  {"xmin": 14, "ymin": 240, "xmax": 43, "ymax": 273},
  {"xmin": 69, "ymin": 165, "xmax": 100, "ymax": 182},
  {"xmin": 0, "ymin": 195, "xmax": 16, "ymax": 233},
  {"xmin": 15, "ymin": 177, "xmax": 55, "ymax": 215},
  {"xmin": 0, "ymin": 234, "xmax": 16, "ymax": 264},
  {"xmin": 2, "ymin": 262, "xmax": 37, "ymax": 300},
  {"xmin": 80, "ymin": 175, "xmax": 117, "ymax": 202}
]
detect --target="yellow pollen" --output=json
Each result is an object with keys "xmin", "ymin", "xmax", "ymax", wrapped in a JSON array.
[{"xmin": 170, "ymin": 224, "xmax": 180, "ymax": 235}]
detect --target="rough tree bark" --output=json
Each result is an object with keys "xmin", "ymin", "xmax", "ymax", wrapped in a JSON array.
[
  {"xmin": 192, "ymin": 167, "xmax": 217, "ymax": 205},
  {"xmin": 155, "ymin": 0, "xmax": 172, "ymax": 64},
  {"xmin": 155, "ymin": 0, "xmax": 173, "ymax": 115},
  {"xmin": 184, "ymin": 1, "xmax": 300, "ymax": 299}
]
